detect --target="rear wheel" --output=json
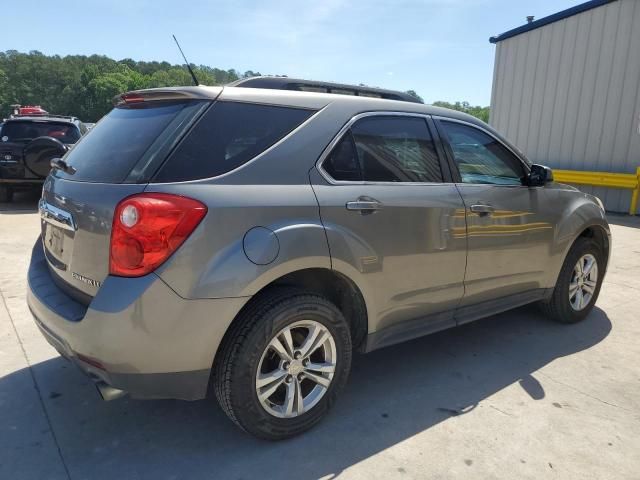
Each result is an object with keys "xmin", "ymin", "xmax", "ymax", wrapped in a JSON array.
[
  {"xmin": 541, "ymin": 237, "xmax": 604, "ymax": 323},
  {"xmin": 0, "ymin": 186, "xmax": 13, "ymax": 203},
  {"xmin": 213, "ymin": 289, "xmax": 352, "ymax": 440}
]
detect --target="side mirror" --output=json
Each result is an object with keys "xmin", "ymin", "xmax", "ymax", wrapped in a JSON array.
[{"xmin": 528, "ymin": 164, "xmax": 553, "ymax": 187}]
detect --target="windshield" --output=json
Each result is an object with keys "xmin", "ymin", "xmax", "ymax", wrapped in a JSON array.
[{"xmin": 0, "ymin": 121, "xmax": 80, "ymax": 143}]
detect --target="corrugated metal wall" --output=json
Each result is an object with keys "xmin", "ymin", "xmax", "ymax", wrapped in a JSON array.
[{"xmin": 490, "ymin": 0, "xmax": 640, "ymax": 213}]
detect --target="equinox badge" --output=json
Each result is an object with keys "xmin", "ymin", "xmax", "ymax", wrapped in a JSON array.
[{"xmin": 72, "ymin": 272, "xmax": 101, "ymax": 288}]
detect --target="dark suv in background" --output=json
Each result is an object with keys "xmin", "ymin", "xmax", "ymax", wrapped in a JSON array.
[{"xmin": 0, "ymin": 111, "xmax": 87, "ymax": 202}]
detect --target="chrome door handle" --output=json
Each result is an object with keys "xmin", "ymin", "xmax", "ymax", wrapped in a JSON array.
[
  {"xmin": 346, "ymin": 199, "xmax": 383, "ymax": 214},
  {"xmin": 470, "ymin": 204, "xmax": 495, "ymax": 215}
]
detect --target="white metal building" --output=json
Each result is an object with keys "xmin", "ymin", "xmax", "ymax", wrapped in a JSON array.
[{"xmin": 489, "ymin": 0, "xmax": 640, "ymax": 213}]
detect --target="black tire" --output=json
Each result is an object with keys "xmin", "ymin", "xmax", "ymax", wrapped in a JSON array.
[
  {"xmin": 0, "ymin": 186, "xmax": 13, "ymax": 203},
  {"xmin": 540, "ymin": 237, "xmax": 604, "ymax": 323},
  {"xmin": 213, "ymin": 288, "xmax": 352, "ymax": 440}
]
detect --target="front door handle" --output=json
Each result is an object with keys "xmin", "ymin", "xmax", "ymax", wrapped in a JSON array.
[
  {"xmin": 470, "ymin": 204, "xmax": 495, "ymax": 216},
  {"xmin": 346, "ymin": 198, "xmax": 383, "ymax": 214}
]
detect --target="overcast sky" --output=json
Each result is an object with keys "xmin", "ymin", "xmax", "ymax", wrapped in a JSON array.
[{"xmin": 5, "ymin": 0, "xmax": 585, "ymax": 105}]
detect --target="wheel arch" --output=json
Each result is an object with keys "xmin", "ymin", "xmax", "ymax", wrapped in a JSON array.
[
  {"xmin": 551, "ymin": 220, "xmax": 611, "ymax": 289},
  {"xmin": 215, "ymin": 267, "xmax": 370, "ymax": 366}
]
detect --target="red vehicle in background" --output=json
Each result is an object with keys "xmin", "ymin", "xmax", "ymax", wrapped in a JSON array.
[{"xmin": 13, "ymin": 105, "xmax": 49, "ymax": 116}]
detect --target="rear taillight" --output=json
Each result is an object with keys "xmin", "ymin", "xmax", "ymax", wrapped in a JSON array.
[{"xmin": 109, "ymin": 193, "xmax": 207, "ymax": 277}]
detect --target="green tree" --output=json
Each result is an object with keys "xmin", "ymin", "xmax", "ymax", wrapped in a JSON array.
[
  {"xmin": 0, "ymin": 50, "xmax": 259, "ymax": 122},
  {"xmin": 432, "ymin": 100, "xmax": 490, "ymax": 123}
]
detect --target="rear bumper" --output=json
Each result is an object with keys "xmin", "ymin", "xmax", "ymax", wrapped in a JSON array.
[{"xmin": 27, "ymin": 240, "xmax": 248, "ymax": 400}]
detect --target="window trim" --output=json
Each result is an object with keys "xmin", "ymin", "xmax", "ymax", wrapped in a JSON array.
[
  {"xmin": 316, "ymin": 111, "xmax": 452, "ymax": 185},
  {"xmin": 433, "ymin": 116, "xmax": 531, "ymax": 187}
]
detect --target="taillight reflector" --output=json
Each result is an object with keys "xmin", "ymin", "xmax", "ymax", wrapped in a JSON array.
[{"xmin": 109, "ymin": 193, "xmax": 207, "ymax": 277}]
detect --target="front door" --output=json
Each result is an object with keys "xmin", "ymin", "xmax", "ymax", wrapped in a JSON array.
[
  {"xmin": 311, "ymin": 114, "xmax": 467, "ymax": 337},
  {"xmin": 436, "ymin": 118, "xmax": 556, "ymax": 315}
]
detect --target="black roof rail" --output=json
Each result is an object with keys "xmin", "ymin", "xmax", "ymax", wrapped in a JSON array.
[{"xmin": 228, "ymin": 76, "xmax": 423, "ymax": 104}]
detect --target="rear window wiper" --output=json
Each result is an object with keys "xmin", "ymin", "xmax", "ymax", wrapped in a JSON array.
[{"xmin": 50, "ymin": 157, "xmax": 76, "ymax": 175}]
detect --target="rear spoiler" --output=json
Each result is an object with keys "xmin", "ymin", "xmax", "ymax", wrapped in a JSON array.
[{"xmin": 113, "ymin": 86, "xmax": 222, "ymax": 106}]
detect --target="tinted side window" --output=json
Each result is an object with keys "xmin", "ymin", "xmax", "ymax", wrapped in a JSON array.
[
  {"xmin": 440, "ymin": 121, "xmax": 524, "ymax": 185},
  {"xmin": 351, "ymin": 116, "xmax": 442, "ymax": 183},
  {"xmin": 155, "ymin": 102, "xmax": 314, "ymax": 182},
  {"xmin": 323, "ymin": 133, "xmax": 361, "ymax": 181}
]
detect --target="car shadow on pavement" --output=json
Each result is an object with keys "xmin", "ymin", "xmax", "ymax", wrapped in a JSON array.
[
  {"xmin": 1, "ymin": 306, "xmax": 611, "ymax": 480},
  {"xmin": 0, "ymin": 189, "xmax": 40, "ymax": 213}
]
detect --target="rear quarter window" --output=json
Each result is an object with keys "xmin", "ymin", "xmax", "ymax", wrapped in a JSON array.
[{"xmin": 154, "ymin": 102, "xmax": 314, "ymax": 182}]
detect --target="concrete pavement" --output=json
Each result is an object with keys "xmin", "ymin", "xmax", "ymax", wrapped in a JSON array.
[{"xmin": 1, "ymin": 190, "xmax": 639, "ymax": 480}]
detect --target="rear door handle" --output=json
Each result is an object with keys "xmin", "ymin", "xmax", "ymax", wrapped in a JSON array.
[
  {"xmin": 346, "ymin": 198, "xmax": 383, "ymax": 214},
  {"xmin": 470, "ymin": 204, "xmax": 495, "ymax": 215}
]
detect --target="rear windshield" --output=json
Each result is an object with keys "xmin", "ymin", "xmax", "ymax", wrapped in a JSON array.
[
  {"xmin": 1, "ymin": 121, "xmax": 80, "ymax": 143},
  {"xmin": 153, "ymin": 101, "xmax": 314, "ymax": 182},
  {"xmin": 57, "ymin": 102, "xmax": 197, "ymax": 183}
]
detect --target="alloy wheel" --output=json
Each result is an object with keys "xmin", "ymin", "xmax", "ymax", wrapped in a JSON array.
[
  {"xmin": 569, "ymin": 253, "xmax": 598, "ymax": 311},
  {"xmin": 255, "ymin": 320, "xmax": 337, "ymax": 418}
]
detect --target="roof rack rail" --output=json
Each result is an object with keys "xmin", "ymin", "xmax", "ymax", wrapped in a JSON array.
[
  {"xmin": 9, "ymin": 113, "xmax": 78, "ymax": 121},
  {"xmin": 228, "ymin": 76, "xmax": 423, "ymax": 104}
]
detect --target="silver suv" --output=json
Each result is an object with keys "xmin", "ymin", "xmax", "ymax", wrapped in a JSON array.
[{"xmin": 27, "ymin": 85, "xmax": 610, "ymax": 439}]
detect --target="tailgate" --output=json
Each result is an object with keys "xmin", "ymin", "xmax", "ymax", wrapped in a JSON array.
[
  {"xmin": 40, "ymin": 179, "xmax": 146, "ymax": 299},
  {"xmin": 36, "ymin": 89, "xmax": 218, "ymax": 300}
]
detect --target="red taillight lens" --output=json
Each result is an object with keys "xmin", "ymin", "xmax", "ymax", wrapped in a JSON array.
[{"xmin": 109, "ymin": 193, "xmax": 207, "ymax": 277}]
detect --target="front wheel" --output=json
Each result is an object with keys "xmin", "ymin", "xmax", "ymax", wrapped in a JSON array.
[
  {"xmin": 213, "ymin": 289, "xmax": 352, "ymax": 440},
  {"xmin": 541, "ymin": 237, "xmax": 604, "ymax": 323}
]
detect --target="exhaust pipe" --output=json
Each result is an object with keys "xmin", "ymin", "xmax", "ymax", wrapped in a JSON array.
[{"xmin": 95, "ymin": 382, "xmax": 127, "ymax": 401}]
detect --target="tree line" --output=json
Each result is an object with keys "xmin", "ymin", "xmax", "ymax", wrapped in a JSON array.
[
  {"xmin": 0, "ymin": 50, "xmax": 257, "ymax": 122},
  {"xmin": 0, "ymin": 50, "xmax": 489, "ymax": 123}
]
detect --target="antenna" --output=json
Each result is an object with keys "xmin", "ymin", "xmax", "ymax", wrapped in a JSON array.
[{"xmin": 172, "ymin": 34, "xmax": 199, "ymax": 86}]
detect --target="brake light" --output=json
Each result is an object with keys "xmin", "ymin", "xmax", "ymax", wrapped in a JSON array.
[
  {"xmin": 110, "ymin": 193, "xmax": 207, "ymax": 277},
  {"xmin": 121, "ymin": 93, "xmax": 145, "ymax": 103}
]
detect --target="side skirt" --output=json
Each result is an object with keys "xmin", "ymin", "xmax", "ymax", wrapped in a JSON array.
[{"xmin": 363, "ymin": 288, "xmax": 553, "ymax": 353}]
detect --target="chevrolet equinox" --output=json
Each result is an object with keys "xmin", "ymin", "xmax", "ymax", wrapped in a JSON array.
[{"xmin": 27, "ymin": 84, "xmax": 610, "ymax": 439}]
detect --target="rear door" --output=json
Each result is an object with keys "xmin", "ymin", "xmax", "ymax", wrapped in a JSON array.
[
  {"xmin": 435, "ymin": 117, "xmax": 556, "ymax": 316},
  {"xmin": 39, "ymin": 97, "xmax": 211, "ymax": 301},
  {"xmin": 312, "ymin": 113, "xmax": 467, "ymax": 338}
]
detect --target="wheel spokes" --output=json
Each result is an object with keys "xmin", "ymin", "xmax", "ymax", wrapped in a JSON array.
[
  {"xmin": 281, "ymin": 329, "xmax": 295, "ymax": 358},
  {"xmin": 305, "ymin": 361, "xmax": 335, "ymax": 374},
  {"xmin": 569, "ymin": 254, "xmax": 599, "ymax": 312},
  {"xmin": 569, "ymin": 282, "xmax": 579, "ymax": 298},
  {"xmin": 303, "ymin": 370, "xmax": 332, "ymax": 388},
  {"xmin": 269, "ymin": 336, "xmax": 293, "ymax": 362},
  {"xmin": 299, "ymin": 326, "xmax": 330, "ymax": 358},
  {"xmin": 257, "ymin": 370, "xmax": 287, "ymax": 401},
  {"xmin": 582, "ymin": 281, "xmax": 596, "ymax": 295},
  {"xmin": 256, "ymin": 320, "xmax": 337, "ymax": 419},
  {"xmin": 283, "ymin": 378, "xmax": 304, "ymax": 416},
  {"xmin": 583, "ymin": 256, "xmax": 595, "ymax": 276},
  {"xmin": 574, "ymin": 288, "xmax": 584, "ymax": 309}
]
